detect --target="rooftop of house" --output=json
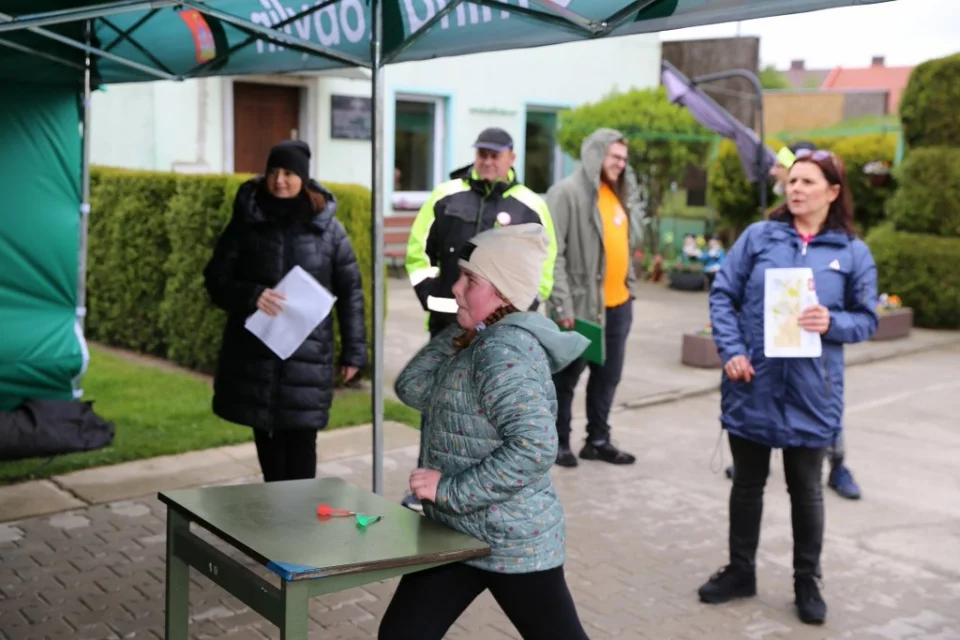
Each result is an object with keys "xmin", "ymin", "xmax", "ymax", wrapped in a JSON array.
[{"xmin": 820, "ymin": 56, "xmax": 914, "ymax": 112}]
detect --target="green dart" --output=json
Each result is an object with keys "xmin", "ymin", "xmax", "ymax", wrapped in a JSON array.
[{"xmin": 355, "ymin": 514, "xmax": 382, "ymax": 528}]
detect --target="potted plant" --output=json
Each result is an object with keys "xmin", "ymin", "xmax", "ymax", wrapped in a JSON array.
[
  {"xmin": 681, "ymin": 321, "xmax": 721, "ymax": 368},
  {"xmin": 668, "ymin": 259, "xmax": 706, "ymax": 291},
  {"xmin": 863, "ymin": 160, "xmax": 892, "ymax": 188},
  {"xmin": 871, "ymin": 293, "xmax": 913, "ymax": 340}
]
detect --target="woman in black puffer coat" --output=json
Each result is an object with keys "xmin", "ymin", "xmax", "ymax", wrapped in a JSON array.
[{"xmin": 203, "ymin": 140, "xmax": 367, "ymax": 482}]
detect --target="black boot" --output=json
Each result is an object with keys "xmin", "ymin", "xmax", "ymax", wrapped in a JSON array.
[
  {"xmin": 579, "ymin": 440, "xmax": 636, "ymax": 465},
  {"xmin": 556, "ymin": 442, "xmax": 578, "ymax": 468},
  {"xmin": 697, "ymin": 566, "xmax": 756, "ymax": 604},
  {"xmin": 794, "ymin": 576, "xmax": 827, "ymax": 624}
]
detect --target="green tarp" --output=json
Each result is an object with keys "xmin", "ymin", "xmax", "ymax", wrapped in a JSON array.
[
  {"xmin": 0, "ymin": 83, "xmax": 87, "ymax": 411},
  {"xmin": 1, "ymin": 1, "xmax": 896, "ymax": 84}
]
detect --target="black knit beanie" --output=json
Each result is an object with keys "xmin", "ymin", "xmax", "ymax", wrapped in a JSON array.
[{"xmin": 265, "ymin": 140, "xmax": 311, "ymax": 184}]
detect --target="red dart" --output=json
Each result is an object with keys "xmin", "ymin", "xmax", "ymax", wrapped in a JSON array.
[{"xmin": 317, "ymin": 504, "xmax": 355, "ymax": 517}]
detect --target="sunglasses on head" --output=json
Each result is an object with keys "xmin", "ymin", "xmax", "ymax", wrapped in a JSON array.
[{"xmin": 795, "ymin": 149, "xmax": 834, "ymax": 162}]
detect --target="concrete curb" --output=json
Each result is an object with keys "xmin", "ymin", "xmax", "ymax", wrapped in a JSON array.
[{"xmin": 616, "ymin": 334, "xmax": 960, "ymax": 411}]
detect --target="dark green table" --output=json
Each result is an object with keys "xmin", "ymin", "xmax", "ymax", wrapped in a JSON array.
[{"xmin": 159, "ymin": 477, "xmax": 490, "ymax": 639}]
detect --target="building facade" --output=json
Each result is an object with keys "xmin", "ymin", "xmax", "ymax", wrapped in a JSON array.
[{"xmin": 90, "ymin": 34, "xmax": 661, "ymax": 212}]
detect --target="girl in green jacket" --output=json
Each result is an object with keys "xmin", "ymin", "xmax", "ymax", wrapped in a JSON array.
[{"xmin": 379, "ymin": 223, "xmax": 591, "ymax": 640}]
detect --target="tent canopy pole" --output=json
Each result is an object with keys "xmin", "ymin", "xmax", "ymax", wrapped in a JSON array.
[
  {"xmin": 602, "ymin": 0, "xmax": 663, "ymax": 32},
  {"xmin": 180, "ymin": 0, "xmax": 370, "ymax": 69},
  {"xmin": 0, "ymin": 11, "xmax": 179, "ymax": 81},
  {"xmin": 98, "ymin": 17, "xmax": 175, "ymax": 75},
  {"xmin": 79, "ymin": 19, "xmax": 93, "ymax": 330},
  {"xmin": 101, "ymin": 7, "xmax": 160, "ymax": 52},
  {"xmin": 0, "ymin": 0, "xmax": 176, "ymax": 34},
  {"xmin": 382, "ymin": 0, "xmax": 469, "ymax": 66},
  {"xmin": 0, "ymin": 37, "xmax": 85, "ymax": 70},
  {"xmin": 370, "ymin": 0, "xmax": 385, "ymax": 496},
  {"xmin": 475, "ymin": 0, "xmax": 594, "ymax": 35},
  {"xmin": 179, "ymin": 0, "xmax": 342, "ymax": 79}
]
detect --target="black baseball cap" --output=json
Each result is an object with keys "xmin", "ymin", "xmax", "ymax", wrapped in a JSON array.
[{"xmin": 473, "ymin": 127, "xmax": 513, "ymax": 152}]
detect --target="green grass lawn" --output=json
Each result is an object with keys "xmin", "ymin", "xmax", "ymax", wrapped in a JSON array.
[{"xmin": 0, "ymin": 346, "xmax": 419, "ymax": 483}]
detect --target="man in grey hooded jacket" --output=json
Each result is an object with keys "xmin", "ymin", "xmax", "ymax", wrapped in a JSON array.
[{"xmin": 546, "ymin": 128, "xmax": 643, "ymax": 467}]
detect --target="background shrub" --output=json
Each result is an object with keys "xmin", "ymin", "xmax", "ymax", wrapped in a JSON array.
[
  {"xmin": 899, "ymin": 51, "xmax": 960, "ymax": 150},
  {"xmin": 159, "ymin": 175, "xmax": 234, "ymax": 372},
  {"xmin": 884, "ymin": 147, "xmax": 960, "ymax": 237},
  {"xmin": 86, "ymin": 168, "xmax": 175, "ymax": 356},
  {"xmin": 865, "ymin": 224, "xmax": 960, "ymax": 329}
]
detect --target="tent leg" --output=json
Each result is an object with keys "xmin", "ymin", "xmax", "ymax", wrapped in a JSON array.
[
  {"xmin": 370, "ymin": 0, "xmax": 385, "ymax": 496},
  {"xmin": 74, "ymin": 19, "xmax": 93, "ymax": 396},
  {"xmin": 78, "ymin": 18, "xmax": 91, "ymax": 327}
]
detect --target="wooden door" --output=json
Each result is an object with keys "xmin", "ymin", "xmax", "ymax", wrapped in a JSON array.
[{"xmin": 233, "ymin": 82, "xmax": 302, "ymax": 174}]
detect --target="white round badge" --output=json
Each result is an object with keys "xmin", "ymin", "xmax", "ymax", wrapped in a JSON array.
[{"xmin": 496, "ymin": 211, "xmax": 512, "ymax": 226}]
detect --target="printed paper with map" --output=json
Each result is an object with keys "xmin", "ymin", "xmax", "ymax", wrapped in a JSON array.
[{"xmin": 763, "ymin": 267, "xmax": 822, "ymax": 358}]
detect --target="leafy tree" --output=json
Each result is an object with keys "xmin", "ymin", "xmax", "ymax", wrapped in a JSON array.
[
  {"xmin": 556, "ymin": 86, "xmax": 712, "ymax": 254},
  {"xmin": 759, "ymin": 64, "xmax": 791, "ymax": 90}
]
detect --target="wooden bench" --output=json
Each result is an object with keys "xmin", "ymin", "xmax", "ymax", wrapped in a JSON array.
[{"xmin": 384, "ymin": 214, "xmax": 415, "ymax": 278}]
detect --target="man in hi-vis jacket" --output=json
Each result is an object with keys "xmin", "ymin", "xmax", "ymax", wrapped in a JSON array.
[{"xmin": 401, "ymin": 126, "xmax": 558, "ymax": 511}]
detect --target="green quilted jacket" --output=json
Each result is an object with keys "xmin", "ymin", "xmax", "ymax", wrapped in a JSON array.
[{"xmin": 395, "ymin": 312, "xmax": 588, "ymax": 574}]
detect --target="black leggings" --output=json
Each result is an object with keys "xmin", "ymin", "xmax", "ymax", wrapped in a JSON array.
[
  {"xmin": 728, "ymin": 433, "xmax": 826, "ymax": 578},
  {"xmin": 252, "ymin": 429, "xmax": 318, "ymax": 482},
  {"xmin": 378, "ymin": 562, "xmax": 589, "ymax": 640}
]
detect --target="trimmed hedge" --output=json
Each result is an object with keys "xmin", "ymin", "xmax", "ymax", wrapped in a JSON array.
[
  {"xmin": 899, "ymin": 52, "xmax": 960, "ymax": 150},
  {"xmin": 87, "ymin": 167, "xmax": 379, "ymax": 378},
  {"xmin": 885, "ymin": 147, "xmax": 960, "ymax": 238},
  {"xmin": 324, "ymin": 181, "xmax": 381, "ymax": 384},
  {"xmin": 86, "ymin": 168, "xmax": 176, "ymax": 356},
  {"xmin": 159, "ymin": 175, "xmax": 236, "ymax": 372},
  {"xmin": 865, "ymin": 224, "xmax": 960, "ymax": 329}
]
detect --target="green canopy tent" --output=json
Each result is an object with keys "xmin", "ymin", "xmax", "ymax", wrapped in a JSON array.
[{"xmin": 0, "ymin": 0, "xmax": 896, "ymax": 490}]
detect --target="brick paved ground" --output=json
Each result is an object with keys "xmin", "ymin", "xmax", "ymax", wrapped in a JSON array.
[{"xmin": 2, "ymin": 349, "xmax": 959, "ymax": 639}]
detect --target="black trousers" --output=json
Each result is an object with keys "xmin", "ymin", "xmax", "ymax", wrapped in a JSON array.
[
  {"xmin": 379, "ymin": 562, "xmax": 589, "ymax": 640},
  {"xmin": 728, "ymin": 433, "xmax": 826, "ymax": 578},
  {"xmin": 553, "ymin": 301, "xmax": 633, "ymax": 445},
  {"xmin": 252, "ymin": 429, "xmax": 318, "ymax": 482}
]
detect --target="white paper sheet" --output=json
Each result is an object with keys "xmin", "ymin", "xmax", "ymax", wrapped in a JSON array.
[
  {"xmin": 245, "ymin": 266, "xmax": 337, "ymax": 360},
  {"xmin": 763, "ymin": 267, "xmax": 822, "ymax": 358}
]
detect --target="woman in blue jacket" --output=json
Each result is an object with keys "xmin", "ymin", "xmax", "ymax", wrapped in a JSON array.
[{"xmin": 698, "ymin": 151, "xmax": 878, "ymax": 625}]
